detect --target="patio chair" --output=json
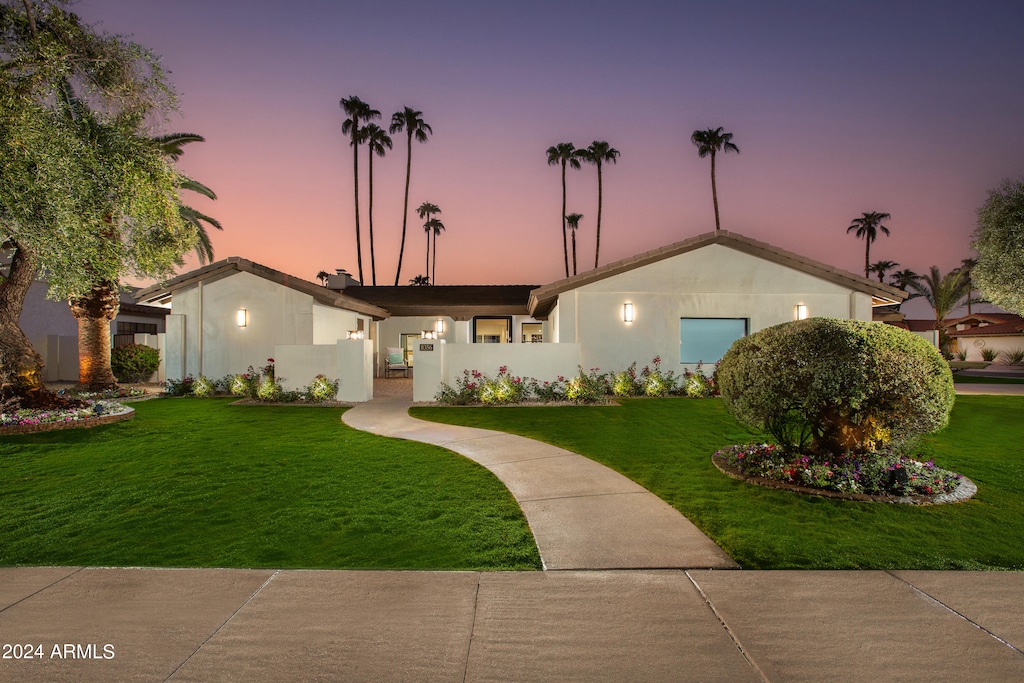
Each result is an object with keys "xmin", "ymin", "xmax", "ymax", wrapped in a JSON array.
[{"xmin": 385, "ymin": 347, "xmax": 409, "ymax": 378}]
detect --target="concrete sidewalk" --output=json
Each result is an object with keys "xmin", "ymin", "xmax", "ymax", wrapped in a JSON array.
[
  {"xmin": 342, "ymin": 398, "xmax": 737, "ymax": 571},
  {"xmin": 1, "ymin": 567, "xmax": 1022, "ymax": 682}
]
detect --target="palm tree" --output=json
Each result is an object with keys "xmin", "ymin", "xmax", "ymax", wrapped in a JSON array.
[
  {"xmin": 867, "ymin": 259, "xmax": 899, "ymax": 283},
  {"xmin": 959, "ymin": 258, "xmax": 986, "ymax": 315},
  {"xmin": 422, "ymin": 217, "xmax": 444, "ymax": 284},
  {"xmin": 546, "ymin": 143, "xmax": 581, "ymax": 277},
  {"xmin": 409, "ymin": 275, "xmax": 430, "ymax": 286},
  {"xmin": 889, "ymin": 268, "xmax": 922, "ymax": 293},
  {"xmin": 390, "ymin": 107, "xmax": 432, "ymax": 285},
  {"xmin": 151, "ymin": 133, "xmax": 221, "ymax": 264},
  {"xmin": 340, "ymin": 96, "xmax": 381, "ymax": 284},
  {"xmin": 415, "ymin": 202, "xmax": 441, "ymax": 280},
  {"xmin": 565, "ymin": 213, "xmax": 583, "ymax": 276},
  {"xmin": 316, "ymin": 270, "xmax": 331, "ymax": 287},
  {"xmin": 576, "ymin": 141, "xmax": 620, "ymax": 269},
  {"xmin": 908, "ymin": 265, "xmax": 973, "ymax": 351},
  {"xmin": 846, "ymin": 211, "xmax": 891, "ymax": 278},
  {"xmin": 430, "ymin": 218, "xmax": 446, "ymax": 285},
  {"xmin": 690, "ymin": 127, "xmax": 739, "ymax": 232},
  {"xmin": 359, "ymin": 123, "xmax": 392, "ymax": 285}
]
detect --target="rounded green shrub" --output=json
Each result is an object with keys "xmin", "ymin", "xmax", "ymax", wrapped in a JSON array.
[
  {"xmin": 256, "ymin": 377, "xmax": 282, "ymax": 402},
  {"xmin": 192, "ymin": 375, "xmax": 215, "ymax": 398},
  {"xmin": 717, "ymin": 318, "xmax": 955, "ymax": 454},
  {"xmin": 305, "ymin": 375, "xmax": 340, "ymax": 402},
  {"xmin": 110, "ymin": 344, "xmax": 160, "ymax": 383}
]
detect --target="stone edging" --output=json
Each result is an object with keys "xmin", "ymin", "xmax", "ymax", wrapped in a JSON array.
[
  {"xmin": 0, "ymin": 407, "xmax": 134, "ymax": 436},
  {"xmin": 711, "ymin": 453, "xmax": 977, "ymax": 505}
]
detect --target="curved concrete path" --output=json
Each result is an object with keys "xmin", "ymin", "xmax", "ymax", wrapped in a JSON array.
[{"xmin": 342, "ymin": 398, "xmax": 737, "ymax": 571}]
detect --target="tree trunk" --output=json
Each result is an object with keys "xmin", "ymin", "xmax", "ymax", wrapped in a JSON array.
[
  {"xmin": 572, "ymin": 230, "xmax": 578, "ymax": 276},
  {"xmin": 394, "ymin": 131, "xmax": 412, "ymax": 286},
  {"xmin": 69, "ymin": 280, "xmax": 120, "ymax": 390},
  {"xmin": 864, "ymin": 240, "xmax": 871, "ymax": 279},
  {"xmin": 0, "ymin": 243, "xmax": 47, "ymax": 407},
  {"xmin": 710, "ymin": 151, "xmax": 720, "ymax": 232},
  {"xmin": 368, "ymin": 144, "xmax": 377, "ymax": 285},
  {"xmin": 432, "ymin": 231, "xmax": 438, "ymax": 285},
  {"xmin": 352, "ymin": 127, "xmax": 364, "ymax": 284},
  {"xmin": 561, "ymin": 161, "xmax": 569, "ymax": 278},
  {"xmin": 425, "ymin": 228, "xmax": 431, "ymax": 283},
  {"xmin": 594, "ymin": 161, "xmax": 603, "ymax": 270}
]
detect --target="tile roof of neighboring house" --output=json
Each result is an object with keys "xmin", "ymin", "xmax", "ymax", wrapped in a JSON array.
[
  {"xmin": 947, "ymin": 315, "xmax": 1024, "ymax": 337},
  {"xmin": 527, "ymin": 230, "xmax": 908, "ymax": 319},
  {"xmin": 134, "ymin": 257, "xmax": 390, "ymax": 319},
  {"xmin": 343, "ymin": 285, "xmax": 538, "ymax": 319}
]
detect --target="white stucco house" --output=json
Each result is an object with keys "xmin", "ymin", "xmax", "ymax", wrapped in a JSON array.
[
  {"xmin": 946, "ymin": 313, "xmax": 1024, "ymax": 361},
  {"xmin": 135, "ymin": 231, "xmax": 906, "ymax": 401}
]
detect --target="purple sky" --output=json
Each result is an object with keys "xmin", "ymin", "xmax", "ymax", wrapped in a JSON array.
[{"xmin": 76, "ymin": 0, "xmax": 1023, "ymax": 316}]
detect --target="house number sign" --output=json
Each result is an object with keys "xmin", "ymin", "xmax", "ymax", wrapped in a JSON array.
[{"xmin": 419, "ymin": 343, "xmax": 434, "ymax": 351}]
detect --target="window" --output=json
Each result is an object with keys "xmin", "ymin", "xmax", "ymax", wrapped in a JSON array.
[
  {"xmin": 399, "ymin": 333, "xmax": 420, "ymax": 366},
  {"xmin": 680, "ymin": 318, "xmax": 747, "ymax": 364},
  {"xmin": 473, "ymin": 316, "xmax": 512, "ymax": 343},
  {"xmin": 114, "ymin": 321, "xmax": 158, "ymax": 348},
  {"xmin": 521, "ymin": 322, "xmax": 543, "ymax": 343}
]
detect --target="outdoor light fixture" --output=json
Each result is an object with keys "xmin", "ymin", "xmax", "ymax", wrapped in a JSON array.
[
  {"xmin": 348, "ymin": 330, "xmax": 365, "ymax": 340},
  {"xmin": 422, "ymin": 329, "xmax": 437, "ymax": 340},
  {"xmin": 236, "ymin": 308, "xmax": 248, "ymax": 327},
  {"xmin": 623, "ymin": 302, "xmax": 635, "ymax": 323},
  {"xmin": 435, "ymin": 318, "xmax": 445, "ymax": 335},
  {"xmin": 796, "ymin": 304, "xmax": 808, "ymax": 320}
]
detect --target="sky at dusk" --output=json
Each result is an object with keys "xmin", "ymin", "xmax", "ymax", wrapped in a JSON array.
[{"xmin": 74, "ymin": 0, "xmax": 1024, "ymax": 317}]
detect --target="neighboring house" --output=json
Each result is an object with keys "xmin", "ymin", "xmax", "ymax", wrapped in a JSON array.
[
  {"xmin": 17, "ymin": 278, "xmax": 168, "ymax": 382},
  {"xmin": 135, "ymin": 231, "xmax": 907, "ymax": 401},
  {"xmin": 946, "ymin": 313, "xmax": 1024, "ymax": 361}
]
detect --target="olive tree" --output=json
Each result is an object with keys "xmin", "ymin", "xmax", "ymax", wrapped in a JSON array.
[
  {"xmin": 717, "ymin": 318, "xmax": 955, "ymax": 455},
  {"xmin": 972, "ymin": 179, "xmax": 1024, "ymax": 315}
]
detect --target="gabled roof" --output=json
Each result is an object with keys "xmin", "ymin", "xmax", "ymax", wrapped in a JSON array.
[
  {"xmin": 527, "ymin": 230, "xmax": 908, "ymax": 319},
  {"xmin": 134, "ymin": 257, "xmax": 389, "ymax": 320},
  {"xmin": 343, "ymin": 285, "xmax": 537, "ymax": 319}
]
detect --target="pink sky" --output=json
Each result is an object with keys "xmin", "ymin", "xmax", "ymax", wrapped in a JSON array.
[{"xmin": 75, "ymin": 0, "xmax": 1023, "ymax": 318}]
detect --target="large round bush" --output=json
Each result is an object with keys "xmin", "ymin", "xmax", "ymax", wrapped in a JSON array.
[
  {"xmin": 110, "ymin": 344, "xmax": 160, "ymax": 383},
  {"xmin": 717, "ymin": 318, "xmax": 954, "ymax": 454}
]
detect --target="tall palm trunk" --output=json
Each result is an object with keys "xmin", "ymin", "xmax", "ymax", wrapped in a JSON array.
[
  {"xmin": 69, "ymin": 281, "xmax": 120, "ymax": 389},
  {"xmin": 395, "ymin": 130, "xmax": 413, "ymax": 286},
  {"xmin": 864, "ymin": 242, "xmax": 871, "ymax": 279},
  {"xmin": 561, "ymin": 161, "xmax": 569, "ymax": 278},
  {"xmin": 594, "ymin": 161, "xmax": 603, "ymax": 269},
  {"xmin": 432, "ymin": 231, "xmax": 438, "ymax": 285},
  {"xmin": 0, "ymin": 243, "xmax": 47, "ymax": 407},
  {"xmin": 351, "ymin": 128, "xmax": 364, "ymax": 283},
  {"xmin": 367, "ymin": 143, "xmax": 377, "ymax": 285},
  {"xmin": 710, "ymin": 151, "xmax": 720, "ymax": 232},
  {"xmin": 572, "ymin": 230, "xmax": 578, "ymax": 276},
  {"xmin": 425, "ymin": 228, "xmax": 431, "ymax": 282}
]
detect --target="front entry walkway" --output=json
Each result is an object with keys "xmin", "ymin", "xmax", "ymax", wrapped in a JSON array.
[{"xmin": 342, "ymin": 399, "xmax": 737, "ymax": 570}]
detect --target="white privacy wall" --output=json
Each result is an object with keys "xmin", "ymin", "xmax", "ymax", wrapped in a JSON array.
[{"xmin": 554, "ymin": 244, "xmax": 876, "ymax": 372}]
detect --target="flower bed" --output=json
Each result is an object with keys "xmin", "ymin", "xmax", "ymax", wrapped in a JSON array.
[
  {"xmin": 713, "ymin": 443, "xmax": 976, "ymax": 504},
  {"xmin": 1, "ymin": 401, "xmax": 133, "ymax": 435}
]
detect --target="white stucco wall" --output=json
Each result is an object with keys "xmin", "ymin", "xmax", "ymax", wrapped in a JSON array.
[
  {"xmin": 312, "ymin": 304, "xmax": 363, "ymax": 345},
  {"xmin": 171, "ymin": 271, "xmax": 316, "ymax": 380},
  {"xmin": 554, "ymin": 244, "xmax": 878, "ymax": 373},
  {"xmin": 954, "ymin": 335, "xmax": 1024, "ymax": 362}
]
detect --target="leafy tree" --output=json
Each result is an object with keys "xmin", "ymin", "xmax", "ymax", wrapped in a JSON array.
[
  {"xmin": 690, "ymin": 127, "xmax": 739, "ymax": 232},
  {"xmin": 908, "ymin": 265, "xmax": 972, "ymax": 351},
  {"xmin": 359, "ymin": 123, "xmax": 392, "ymax": 285},
  {"xmin": 316, "ymin": 270, "xmax": 330, "ymax": 286},
  {"xmin": 1, "ymin": 1, "xmax": 193, "ymax": 403},
  {"xmin": 576, "ymin": 141, "xmax": 619, "ymax": 269},
  {"xmin": 972, "ymin": 179, "xmax": 1024, "ymax": 315},
  {"xmin": 340, "ymin": 95, "xmax": 380, "ymax": 284},
  {"xmin": 565, "ymin": 212, "xmax": 583, "ymax": 275},
  {"xmin": 546, "ymin": 142, "xmax": 580, "ymax": 277},
  {"xmin": 718, "ymin": 318, "xmax": 954, "ymax": 455},
  {"xmin": 846, "ymin": 211, "xmax": 891, "ymax": 278},
  {"xmin": 867, "ymin": 259, "xmax": 899, "ymax": 283},
  {"xmin": 390, "ymin": 106, "xmax": 432, "ymax": 285}
]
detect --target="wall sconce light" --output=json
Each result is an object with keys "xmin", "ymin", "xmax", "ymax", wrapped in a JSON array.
[
  {"xmin": 623, "ymin": 302, "xmax": 635, "ymax": 323},
  {"xmin": 348, "ymin": 330, "xmax": 365, "ymax": 340},
  {"xmin": 795, "ymin": 304, "xmax": 808, "ymax": 320},
  {"xmin": 435, "ymin": 318, "xmax": 445, "ymax": 335},
  {"xmin": 236, "ymin": 308, "xmax": 248, "ymax": 328},
  {"xmin": 422, "ymin": 329, "xmax": 437, "ymax": 340}
]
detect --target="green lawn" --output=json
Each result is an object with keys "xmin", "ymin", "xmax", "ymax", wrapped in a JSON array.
[
  {"xmin": 412, "ymin": 396, "xmax": 1024, "ymax": 570},
  {"xmin": 0, "ymin": 398, "xmax": 540, "ymax": 570}
]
